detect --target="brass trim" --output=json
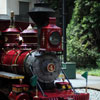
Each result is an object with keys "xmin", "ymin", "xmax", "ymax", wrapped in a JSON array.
[
  {"xmin": 47, "ymin": 63, "xmax": 55, "ymax": 72},
  {"xmin": 14, "ymin": 51, "xmax": 22, "ymax": 64},
  {"xmin": 23, "ymin": 50, "xmax": 33, "ymax": 65}
]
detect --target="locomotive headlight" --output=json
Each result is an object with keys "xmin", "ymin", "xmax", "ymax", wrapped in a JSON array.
[{"xmin": 49, "ymin": 31, "xmax": 61, "ymax": 46}]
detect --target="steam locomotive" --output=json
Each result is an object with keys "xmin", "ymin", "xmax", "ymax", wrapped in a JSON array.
[{"xmin": 0, "ymin": 3, "xmax": 89, "ymax": 100}]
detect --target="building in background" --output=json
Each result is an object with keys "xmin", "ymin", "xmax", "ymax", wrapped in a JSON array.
[{"xmin": 0, "ymin": 0, "xmax": 36, "ymax": 22}]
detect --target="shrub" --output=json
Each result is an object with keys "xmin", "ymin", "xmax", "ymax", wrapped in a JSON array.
[{"xmin": 67, "ymin": 0, "xmax": 100, "ymax": 68}]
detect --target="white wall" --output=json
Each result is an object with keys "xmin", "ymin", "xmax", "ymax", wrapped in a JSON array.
[
  {"xmin": 7, "ymin": 0, "xmax": 35, "ymax": 16},
  {"xmin": 0, "ymin": 0, "xmax": 7, "ymax": 14},
  {"xmin": 29, "ymin": 0, "xmax": 36, "ymax": 11},
  {"xmin": 29, "ymin": 0, "xmax": 37, "ymax": 22},
  {"xmin": 0, "ymin": 0, "xmax": 36, "ymax": 15},
  {"xmin": 7, "ymin": 0, "xmax": 19, "ymax": 16},
  {"xmin": 19, "ymin": 0, "xmax": 31, "ymax": 2},
  {"xmin": 0, "ymin": 0, "xmax": 36, "ymax": 20}
]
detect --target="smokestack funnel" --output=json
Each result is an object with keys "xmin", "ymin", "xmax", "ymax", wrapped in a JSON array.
[{"xmin": 28, "ymin": 3, "xmax": 55, "ymax": 27}]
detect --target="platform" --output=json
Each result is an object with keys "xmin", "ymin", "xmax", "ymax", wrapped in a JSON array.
[
  {"xmin": 0, "ymin": 71, "xmax": 24, "ymax": 79},
  {"xmin": 69, "ymin": 74, "xmax": 100, "ymax": 90}
]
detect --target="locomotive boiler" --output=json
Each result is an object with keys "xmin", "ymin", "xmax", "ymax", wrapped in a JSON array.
[
  {"xmin": 0, "ymin": 2, "xmax": 89, "ymax": 100},
  {"xmin": 1, "ymin": 49, "xmax": 61, "ymax": 84}
]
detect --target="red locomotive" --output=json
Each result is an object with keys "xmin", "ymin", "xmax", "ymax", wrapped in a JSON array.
[{"xmin": 0, "ymin": 3, "xmax": 89, "ymax": 100}]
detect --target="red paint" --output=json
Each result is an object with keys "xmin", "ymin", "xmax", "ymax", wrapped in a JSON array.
[
  {"xmin": 2, "ymin": 27, "xmax": 20, "ymax": 48},
  {"xmin": 21, "ymin": 29, "xmax": 37, "ymax": 34},
  {"xmin": 20, "ymin": 27, "xmax": 38, "ymax": 49},
  {"xmin": 1, "ymin": 49, "xmax": 32, "ymax": 73},
  {"xmin": 9, "ymin": 92, "xmax": 29, "ymax": 100},
  {"xmin": 2, "ymin": 50, "xmax": 21, "ymax": 65},
  {"xmin": 9, "ymin": 88, "xmax": 89, "ymax": 100},
  {"xmin": 3, "ymin": 27, "xmax": 20, "ymax": 33},
  {"xmin": 12, "ymin": 84, "xmax": 29, "ymax": 88},
  {"xmin": 40, "ymin": 17, "xmax": 62, "ymax": 51},
  {"xmin": 31, "ymin": 89, "xmax": 89, "ymax": 100}
]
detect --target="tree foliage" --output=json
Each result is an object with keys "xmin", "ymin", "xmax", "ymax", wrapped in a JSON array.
[
  {"xmin": 67, "ymin": 0, "xmax": 100, "ymax": 68},
  {"xmin": 43, "ymin": 0, "xmax": 75, "ymax": 26},
  {"xmin": 43, "ymin": 0, "xmax": 59, "ymax": 9}
]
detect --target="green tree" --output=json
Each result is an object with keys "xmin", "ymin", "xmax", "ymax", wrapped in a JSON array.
[
  {"xmin": 43, "ymin": 0, "xmax": 75, "ymax": 26},
  {"xmin": 67, "ymin": 0, "xmax": 100, "ymax": 68}
]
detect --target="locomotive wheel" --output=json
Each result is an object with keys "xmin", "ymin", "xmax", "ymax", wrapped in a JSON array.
[{"xmin": 16, "ymin": 93, "xmax": 29, "ymax": 100}]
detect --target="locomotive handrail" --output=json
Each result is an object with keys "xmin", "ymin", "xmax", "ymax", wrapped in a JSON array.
[{"xmin": 61, "ymin": 69, "xmax": 76, "ymax": 94}]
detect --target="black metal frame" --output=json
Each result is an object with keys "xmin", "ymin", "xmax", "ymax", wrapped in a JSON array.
[{"xmin": 62, "ymin": 0, "xmax": 67, "ymax": 62}]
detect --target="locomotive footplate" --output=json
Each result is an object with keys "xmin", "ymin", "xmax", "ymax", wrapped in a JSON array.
[{"xmin": 0, "ymin": 71, "xmax": 24, "ymax": 79}]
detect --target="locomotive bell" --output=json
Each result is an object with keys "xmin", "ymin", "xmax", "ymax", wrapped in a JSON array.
[{"xmin": 28, "ymin": 3, "xmax": 55, "ymax": 27}]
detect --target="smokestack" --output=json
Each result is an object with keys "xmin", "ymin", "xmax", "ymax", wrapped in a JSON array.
[
  {"xmin": 28, "ymin": 3, "xmax": 55, "ymax": 49},
  {"xmin": 28, "ymin": 3, "xmax": 55, "ymax": 27}
]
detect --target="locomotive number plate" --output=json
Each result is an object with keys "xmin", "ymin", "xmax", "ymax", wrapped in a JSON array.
[{"xmin": 47, "ymin": 63, "xmax": 55, "ymax": 72}]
